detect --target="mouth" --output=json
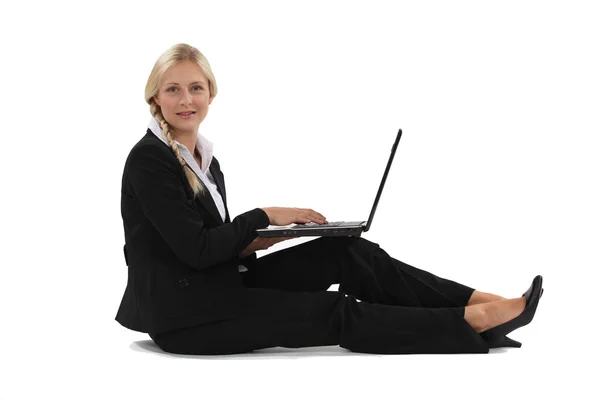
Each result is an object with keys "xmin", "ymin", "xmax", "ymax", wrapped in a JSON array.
[{"xmin": 177, "ymin": 111, "xmax": 196, "ymax": 116}]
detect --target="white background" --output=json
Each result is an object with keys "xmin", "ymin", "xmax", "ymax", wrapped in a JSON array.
[{"xmin": 1, "ymin": 0, "xmax": 598, "ymax": 398}]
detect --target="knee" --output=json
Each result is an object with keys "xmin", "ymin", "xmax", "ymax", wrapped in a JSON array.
[
  {"xmin": 346, "ymin": 236, "xmax": 380, "ymax": 253},
  {"xmin": 322, "ymin": 236, "xmax": 380, "ymax": 258}
]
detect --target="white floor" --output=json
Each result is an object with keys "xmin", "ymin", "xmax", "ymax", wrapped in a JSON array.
[{"xmin": 3, "ymin": 1, "xmax": 598, "ymax": 398}]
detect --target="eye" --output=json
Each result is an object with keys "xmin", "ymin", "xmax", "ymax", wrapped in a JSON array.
[{"xmin": 167, "ymin": 86, "xmax": 203, "ymax": 92}]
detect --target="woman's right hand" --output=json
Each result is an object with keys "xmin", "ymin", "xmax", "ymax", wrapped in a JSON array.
[{"xmin": 260, "ymin": 207, "xmax": 328, "ymax": 226}]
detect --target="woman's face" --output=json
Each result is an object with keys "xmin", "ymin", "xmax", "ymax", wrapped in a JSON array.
[{"xmin": 153, "ymin": 60, "xmax": 213, "ymax": 136}]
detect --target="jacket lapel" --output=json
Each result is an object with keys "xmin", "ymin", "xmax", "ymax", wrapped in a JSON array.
[
  {"xmin": 193, "ymin": 161, "xmax": 230, "ymax": 225},
  {"xmin": 146, "ymin": 128, "xmax": 230, "ymax": 225},
  {"xmin": 209, "ymin": 161, "xmax": 227, "ymax": 206},
  {"xmin": 195, "ymin": 188, "xmax": 223, "ymax": 225},
  {"xmin": 209, "ymin": 161, "xmax": 231, "ymax": 223}
]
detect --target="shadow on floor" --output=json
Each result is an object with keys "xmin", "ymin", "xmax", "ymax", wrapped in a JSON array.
[{"xmin": 130, "ymin": 339, "xmax": 364, "ymax": 360}]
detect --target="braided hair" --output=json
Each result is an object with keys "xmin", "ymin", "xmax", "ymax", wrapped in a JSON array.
[{"xmin": 149, "ymin": 101, "xmax": 207, "ymax": 197}]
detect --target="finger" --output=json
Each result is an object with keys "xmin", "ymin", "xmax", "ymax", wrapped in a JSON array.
[
  {"xmin": 298, "ymin": 209, "xmax": 316, "ymax": 222},
  {"xmin": 310, "ymin": 209, "xmax": 326, "ymax": 221},
  {"xmin": 306, "ymin": 209, "xmax": 327, "ymax": 223},
  {"xmin": 297, "ymin": 208, "xmax": 313, "ymax": 223}
]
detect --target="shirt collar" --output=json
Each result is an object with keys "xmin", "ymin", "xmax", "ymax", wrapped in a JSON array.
[{"xmin": 147, "ymin": 116, "xmax": 214, "ymax": 173}]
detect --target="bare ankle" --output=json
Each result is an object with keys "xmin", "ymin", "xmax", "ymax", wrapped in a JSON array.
[
  {"xmin": 475, "ymin": 297, "xmax": 527, "ymax": 333},
  {"xmin": 467, "ymin": 290, "xmax": 507, "ymax": 306},
  {"xmin": 464, "ymin": 304, "xmax": 488, "ymax": 333}
]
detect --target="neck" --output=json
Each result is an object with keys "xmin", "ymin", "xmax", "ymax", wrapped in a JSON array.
[{"xmin": 172, "ymin": 129, "xmax": 198, "ymax": 155}]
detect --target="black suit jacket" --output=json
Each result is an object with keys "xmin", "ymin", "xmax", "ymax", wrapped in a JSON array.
[{"xmin": 116, "ymin": 128, "xmax": 270, "ymax": 334}]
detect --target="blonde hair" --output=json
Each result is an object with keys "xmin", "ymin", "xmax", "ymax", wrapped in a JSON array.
[{"xmin": 144, "ymin": 43, "xmax": 219, "ymax": 198}]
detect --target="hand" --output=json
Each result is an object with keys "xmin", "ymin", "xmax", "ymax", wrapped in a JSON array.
[
  {"xmin": 238, "ymin": 236, "xmax": 294, "ymax": 259},
  {"xmin": 260, "ymin": 207, "xmax": 328, "ymax": 226}
]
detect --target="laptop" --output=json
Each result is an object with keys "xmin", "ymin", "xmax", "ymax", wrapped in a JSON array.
[{"xmin": 256, "ymin": 128, "xmax": 402, "ymax": 238}]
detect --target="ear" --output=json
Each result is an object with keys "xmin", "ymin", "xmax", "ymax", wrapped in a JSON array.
[
  {"xmin": 208, "ymin": 96, "xmax": 214, "ymax": 105},
  {"xmin": 153, "ymin": 94, "xmax": 161, "ymax": 106}
]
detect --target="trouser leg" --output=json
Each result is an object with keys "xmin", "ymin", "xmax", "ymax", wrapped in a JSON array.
[
  {"xmin": 149, "ymin": 236, "xmax": 490, "ymax": 355},
  {"xmin": 150, "ymin": 287, "xmax": 489, "ymax": 355},
  {"xmin": 243, "ymin": 236, "xmax": 476, "ymax": 309}
]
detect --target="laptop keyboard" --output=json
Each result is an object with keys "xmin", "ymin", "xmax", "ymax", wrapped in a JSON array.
[{"xmin": 294, "ymin": 221, "xmax": 343, "ymax": 228}]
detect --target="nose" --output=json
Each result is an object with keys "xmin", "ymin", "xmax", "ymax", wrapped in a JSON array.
[{"xmin": 180, "ymin": 89, "xmax": 193, "ymax": 105}]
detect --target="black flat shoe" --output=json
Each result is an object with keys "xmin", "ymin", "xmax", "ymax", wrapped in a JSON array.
[{"xmin": 480, "ymin": 275, "xmax": 543, "ymax": 344}]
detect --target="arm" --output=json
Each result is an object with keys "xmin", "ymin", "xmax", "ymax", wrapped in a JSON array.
[{"xmin": 127, "ymin": 144, "xmax": 269, "ymax": 271}]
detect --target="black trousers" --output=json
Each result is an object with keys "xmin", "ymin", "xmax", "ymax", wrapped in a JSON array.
[{"xmin": 149, "ymin": 236, "xmax": 490, "ymax": 355}]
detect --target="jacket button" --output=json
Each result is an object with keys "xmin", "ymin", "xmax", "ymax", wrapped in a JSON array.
[{"xmin": 177, "ymin": 278, "xmax": 189, "ymax": 288}]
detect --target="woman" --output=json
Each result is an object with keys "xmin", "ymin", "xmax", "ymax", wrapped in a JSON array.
[{"xmin": 116, "ymin": 43, "xmax": 543, "ymax": 355}]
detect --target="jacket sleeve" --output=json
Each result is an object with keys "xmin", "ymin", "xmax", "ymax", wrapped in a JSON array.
[
  {"xmin": 127, "ymin": 144, "xmax": 270, "ymax": 271},
  {"xmin": 236, "ymin": 251, "xmax": 257, "ymax": 266}
]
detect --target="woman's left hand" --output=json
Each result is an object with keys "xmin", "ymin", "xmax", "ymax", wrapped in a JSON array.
[{"xmin": 238, "ymin": 236, "xmax": 294, "ymax": 259}]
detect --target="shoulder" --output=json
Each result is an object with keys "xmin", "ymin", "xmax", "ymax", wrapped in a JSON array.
[
  {"xmin": 211, "ymin": 154, "xmax": 221, "ymax": 168},
  {"xmin": 125, "ymin": 129, "xmax": 179, "ymax": 173}
]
